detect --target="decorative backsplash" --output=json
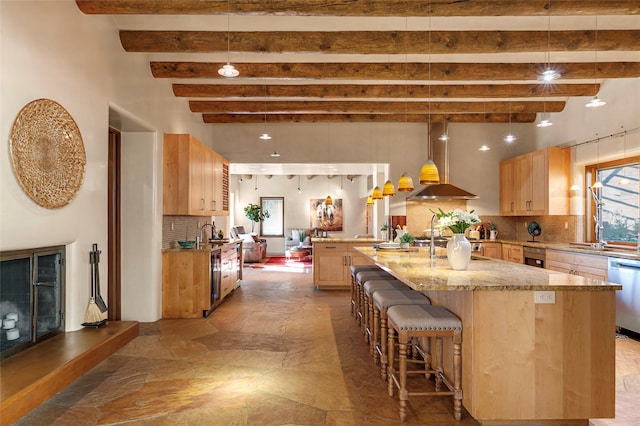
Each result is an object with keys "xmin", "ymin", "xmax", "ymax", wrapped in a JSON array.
[{"xmin": 162, "ymin": 216, "xmax": 226, "ymax": 249}]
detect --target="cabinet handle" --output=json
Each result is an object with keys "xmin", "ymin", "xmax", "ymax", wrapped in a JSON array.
[
  {"xmin": 508, "ymin": 248, "xmax": 512, "ymax": 258},
  {"xmin": 510, "ymin": 202, "xmax": 514, "ymax": 212},
  {"xmin": 325, "ymin": 246, "xmax": 337, "ymax": 249},
  {"xmin": 343, "ymin": 256, "xmax": 347, "ymax": 266},
  {"xmin": 201, "ymin": 198, "xmax": 205, "ymax": 210}
]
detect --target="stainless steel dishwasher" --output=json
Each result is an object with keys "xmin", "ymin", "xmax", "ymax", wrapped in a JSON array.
[{"xmin": 608, "ymin": 257, "xmax": 640, "ymax": 335}]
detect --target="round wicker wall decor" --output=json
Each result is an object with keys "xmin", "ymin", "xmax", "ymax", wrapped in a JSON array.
[{"xmin": 9, "ymin": 98, "xmax": 86, "ymax": 209}]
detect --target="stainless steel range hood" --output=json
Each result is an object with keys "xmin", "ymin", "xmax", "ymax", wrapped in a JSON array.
[
  {"xmin": 407, "ymin": 123, "xmax": 478, "ymax": 200},
  {"xmin": 407, "ymin": 183, "xmax": 477, "ymax": 200}
]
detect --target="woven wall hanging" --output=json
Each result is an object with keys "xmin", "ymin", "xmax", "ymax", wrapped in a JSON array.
[{"xmin": 9, "ymin": 98, "xmax": 86, "ymax": 209}]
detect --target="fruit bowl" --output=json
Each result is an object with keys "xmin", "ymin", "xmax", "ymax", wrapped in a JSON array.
[{"xmin": 177, "ymin": 240, "xmax": 195, "ymax": 249}]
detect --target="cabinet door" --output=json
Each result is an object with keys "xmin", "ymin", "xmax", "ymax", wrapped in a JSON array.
[
  {"xmin": 482, "ymin": 243, "xmax": 502, "ymax": 259},
  {"xmin": 502, "ymin": 244, "xmax": 523, "ymax": 263},
  {"xmin": 499, "ymin": 159, "xmax": 515, "ymax": 216},
  {"xmin": 528, "ymin": 150, "xmax": 547, "ymax": 215},
  {"xmin": 514, "ymin": 154, "xmax": 532, "ymax": 215},
  {"xmin": 203, "ymin": 148, "xmax": 215, "ymax": 215},
  {"xmin": 189, "ymin": 139, "xmax": 205, "ymax": 215},
  {"xmin": 313, "ymin": 244, "xmax": 348, "ymax": 288},
  {"xmin": 212, "ymin": 153, "xmax": 227, "ymax": 214}
]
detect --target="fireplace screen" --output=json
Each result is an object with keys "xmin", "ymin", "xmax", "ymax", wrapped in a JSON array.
[{"xmin": 1, "ymin": 245, "xmax": 65, "ymax": 360}]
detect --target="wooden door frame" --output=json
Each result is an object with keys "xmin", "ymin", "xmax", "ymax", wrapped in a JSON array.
[{"xmin": 108, "ymin": 128, "xmax": 122, "ymax": 320}]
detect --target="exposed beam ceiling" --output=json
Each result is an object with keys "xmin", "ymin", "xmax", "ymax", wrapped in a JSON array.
[{"xmin": 76, "ymin": 0, "xmax": 640, "ymax": 125}]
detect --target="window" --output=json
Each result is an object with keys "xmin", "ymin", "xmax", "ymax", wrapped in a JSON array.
[
  {"xmin": 260, "ymin": 197, "xmax": 284, "ymax": 237},
  {"xmin": 585, "ymin": 156, "xmax": 639, "ymax": 245}
]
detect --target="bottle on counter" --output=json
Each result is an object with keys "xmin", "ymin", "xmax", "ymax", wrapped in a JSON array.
[{"xmin": 479, "ymin": 226, "xmax": 486, "ymax": 240}]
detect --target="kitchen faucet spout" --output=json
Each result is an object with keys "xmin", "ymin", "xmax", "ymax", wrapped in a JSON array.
[
  {"xmin": 197, "ymin": 223, "xmax": 213, "ymax": 248},
  {"xmin": 430, "ymin": 214, "xmax": 437, "ymax": 257}
]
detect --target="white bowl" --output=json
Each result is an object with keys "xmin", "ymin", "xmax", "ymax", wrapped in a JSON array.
[
  {"xmin": 6, "ymin": 328, "xmax": 19, "ymax": 340},
  {"xmin": 379, "ymin": 242, "xmax": 401, "ymax": 249}
]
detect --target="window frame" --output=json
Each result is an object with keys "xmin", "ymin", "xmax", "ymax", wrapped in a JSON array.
[
  {"xmin": 259, "ymin": 196, "xmax": 284, "ymax": 237},
  {"xmin": 584, "ymin": 155, "xmax": 639, "ymax": 247}
]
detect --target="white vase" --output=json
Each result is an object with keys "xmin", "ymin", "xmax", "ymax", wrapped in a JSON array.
[
  {"xmin": 446, "ymin": 234, "xmax": 472, "ymax": 271},
  {"xmin": 381, "ymin": 230, "xmax": 388, "ymax": 241}
]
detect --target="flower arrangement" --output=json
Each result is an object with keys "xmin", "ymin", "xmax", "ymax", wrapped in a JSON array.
[
  {"xmin": 432, "ymin": 208, "xmax": 481, "ymax": 234},
  {"xmin": 399, "ymin": 232, "xmax": 415, "ymax": 245}
]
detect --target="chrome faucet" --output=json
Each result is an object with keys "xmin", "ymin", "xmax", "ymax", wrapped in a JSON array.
[
  {"xmin": 588, "ymin": 186, "xmax": 607, "ymax": 249},
  {"xmin": 430, "ymin": 214, "xmax": 437, "ymax": 257},
  {"xmin": 197, "ymin": 223, "xmax": 212, "ymax": 248}
]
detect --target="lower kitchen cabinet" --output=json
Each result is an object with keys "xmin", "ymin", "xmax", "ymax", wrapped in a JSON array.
[
  {"xmin": 313, "ymin": 242, "xmax": 375, "ymax": 289},
  {"xmin": 221, "ymin": 243, "xmax": 238, "ymax": 300},
  {"xmin": 481, "ymin": 242, "xmax": 502, "ymax": 260},
  {"xmin": 546, "ymin": 249, "xmax": 608, "ymax": 280},
  {"xmin": 502, "ymin": 243, "xmax": 523, "ymax": 263}
]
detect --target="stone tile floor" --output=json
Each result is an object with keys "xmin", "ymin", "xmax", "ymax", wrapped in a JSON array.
[{"xmin": 16, "ymin": 267, "xmax": 640, "ymax": 425}]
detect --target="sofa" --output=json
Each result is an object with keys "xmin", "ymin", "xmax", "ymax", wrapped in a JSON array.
[
  {"xmin": 230, "ymin": 226, "xmax": 267, "ymax": 263},
  {"xmin": 285, "ymin": 228, "xmax": 311, "ymax": 250}
]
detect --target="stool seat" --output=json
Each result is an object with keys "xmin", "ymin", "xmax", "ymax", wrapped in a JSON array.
[
  {"xmin": 387, "ymin": 304, "xmax": 462, "ymax": 331},
  {"xmin": 372, "ymin": 289, "xmax": 431, "ymax": 375},
  {"xmin": 349, "ymin": 265, "xmax": 383, "ymax": 321},
  {"xmin": 350, "ymin": 264, "xmax": 381, "ymax": 275},
  {"xmin": 387, "ymin": 304, "xmax": 463, "ymax": 422},
  {"xmin": 354, "ymin": 270, "xmax": 394, "ymax": 329},
  {"xmin": 356, "ymin": 270, "xmax": 393, "ymax": 284},
  {"xmin": 360, "ymin": 280, "xmax": 407, "ymax": 346}
]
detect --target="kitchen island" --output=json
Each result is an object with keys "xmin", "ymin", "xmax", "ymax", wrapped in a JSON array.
[{"xmin": 354, "ymin": 246, "xmax": 622, "ymax": 425}]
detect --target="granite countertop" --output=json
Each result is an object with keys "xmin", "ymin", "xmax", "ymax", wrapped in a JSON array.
[
  {"xmin": 482, "ymin": 239, "xmax": 640, "ymax": 260},
  {"xmin": 311, "ymin": 237, "xmax": 384, "ymax": 244},
  {"xmin": 162, "ymin": 239, "xmax": 240, "ymax": 253},
  {"xmin": 353, "ymin": 246, "xmax": 622, "ymax": 292}
]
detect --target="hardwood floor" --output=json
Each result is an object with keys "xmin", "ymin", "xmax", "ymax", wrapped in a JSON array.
[{"xmin": 6, "ymin": 267, "xmax": 640, "ymax": 425}]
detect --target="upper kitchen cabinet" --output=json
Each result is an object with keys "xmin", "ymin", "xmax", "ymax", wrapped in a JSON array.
[
  {"xmin": 499, "ymin": 147, "xmax": 569, "ymax": 216},
  {"xmin": 163, "ymin": 134, "xmax": 229, "ymax": 216}
]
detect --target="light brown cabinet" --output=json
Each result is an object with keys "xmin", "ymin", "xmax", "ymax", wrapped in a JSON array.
[
  {"xmin": 163, "ymin": 134, "xmax": 229, "ymax": 216},
  {"xmin": 313, "ymin": 242, "xmax": 375, "ymax": 289},
  {"xmin": 162, "ymin": 250, "xmax": 210, "ymax": 318},
  {"xmin": 546, "ymin": 249, "xmax": 608, "ymax": 280},
  {"xmin": 499, "ymin": 147, "xmax": 569, "ymax": 216},
  {"xmin": 221, "ymin": 243, "xmax": 238, "ymax": 299},
  {"xmin": 480, "ymin": 242, "xmax": 502, "ymax": 259},
  {"xmin": 502, "ymin": 243, "xmax": 523, "ymax": 263}
]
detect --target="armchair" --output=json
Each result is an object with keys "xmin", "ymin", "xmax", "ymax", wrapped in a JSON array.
[{"xmin": 231, "ymin": 226, "xmax": 267, "ymax": 263}]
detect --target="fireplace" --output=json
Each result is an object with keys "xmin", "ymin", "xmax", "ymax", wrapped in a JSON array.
[{"xmin": 0, "ymin": 245, "xmax": 65, "ymax": 360}]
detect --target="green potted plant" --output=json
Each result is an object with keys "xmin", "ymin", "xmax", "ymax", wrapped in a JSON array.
[
  {"xmin": 399, "ymin": 232, "xmax": 415, "ymax": 249},
  {"xmin": 380, "ymin": 223, "xmax": 389, "ymax": 241},
  {"xmin": 244, "ymin": 203, "xmax": 270, "ymax": 233}
]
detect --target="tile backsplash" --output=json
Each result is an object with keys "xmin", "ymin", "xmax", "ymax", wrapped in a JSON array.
[
  {"xmin": 162, "ymin": 216, "xmax": 229, "ymax": 249},
  {"xmin": 482, "ymin": 215, "xmax": 583, "ymax": 243}
]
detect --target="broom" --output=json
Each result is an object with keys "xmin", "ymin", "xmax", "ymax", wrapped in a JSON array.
[{"xmin": 83, "ymin": 248, "xmax": 104, "ymax": 325}]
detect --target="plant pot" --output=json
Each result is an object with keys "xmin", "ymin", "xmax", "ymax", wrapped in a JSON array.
[{"xmin": 446, "ymin": 234, "xmax": 472, "ymax": 271}]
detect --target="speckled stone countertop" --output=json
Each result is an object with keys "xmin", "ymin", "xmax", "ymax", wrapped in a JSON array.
[
  {"xmin": 353, "ymin": 246, "xmax": 622, "ymax": 292},
  {"xmin": 483, "ymin": 239, "xmax": 640, "ymax": 260},
  {"xmin": 311, "ymin": 237, "xmax": 383, "ymax": 244}
]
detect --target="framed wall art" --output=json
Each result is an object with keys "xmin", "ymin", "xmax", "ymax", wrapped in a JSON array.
[{"xmin": 310, "ymin": 198, "xmax": 343, "ymax": 231}]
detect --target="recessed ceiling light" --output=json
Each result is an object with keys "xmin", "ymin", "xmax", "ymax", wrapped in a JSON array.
[{"xmin": 540, "ymin": 69, "xmax": 561, "ymax": 82}]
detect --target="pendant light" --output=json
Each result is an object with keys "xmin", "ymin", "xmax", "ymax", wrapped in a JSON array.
[
  {"xmin": 396, "ymin": 38, "xmax": 414, "ymax": 193},
  {"xmin": 504, "ymin": 96, "xmax": 516, "ymax": 143},
  {"xmin": 540, "ymin": 0, "xmax": 560, "ymax": 82},
  {"xmin": 371, "ymin": 186, "xmax": 383, "ymax": 200},
  {"xmin": 419, "ymin": 7, "xmax": 440, "ymax": 186},
  {"xmin": 324, "ymin": 125, "xmax": 332, "ymax": 205},
  {"xmin": 218, "ymin": 0, "xmax": 239, "ymax": 78},
  {"xmin": 585, "ymin": 16, "xmax": 606, "ymax": 108},
  {"xmin": 259, "ymin": 83, "xmax": 271, "ymax": 140},
  {"xmin": 537, "ymin": 99, "xmax": 553, "ymax": 127},
  {"xmin": 383, "ymin": 126, "xmax": 396, "ymax": 196}
]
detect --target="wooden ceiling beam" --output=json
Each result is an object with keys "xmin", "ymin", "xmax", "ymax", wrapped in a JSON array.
[
  {"xmin": 121, "ymin": 30, "xmax": 640, "ymax": 54},
  {"xmin": 202, "ymin": 113, "xmax": 537, "ymax": 124},
  {"xmin": 173, "ymin": 83, "xmax": 598, "ymax": 98},
  {"xmin": 151, "ymin": 61, "xmax": 640, "ymax": 80},
  {"xmin": 189, "ymin": 100, "xmax": 564, "ymax": 114},
  {"xmin": 77, "ymin": 0, "xmax": 640, "ymax": 16}
]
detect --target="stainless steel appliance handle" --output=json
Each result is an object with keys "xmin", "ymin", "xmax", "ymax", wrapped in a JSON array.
[{"xmin": 611, "ymin": 261, "xmax": 640, "ymax": 271}]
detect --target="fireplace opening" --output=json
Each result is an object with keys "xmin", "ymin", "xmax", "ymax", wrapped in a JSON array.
[{"xmin": 1, "ymin": 245, "xmax": 65, "ymax": 360}]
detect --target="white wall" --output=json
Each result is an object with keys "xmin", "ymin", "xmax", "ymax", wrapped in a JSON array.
[
  {"xmin": 534, "ymin": 78, "xmax": 640, "ymax": 215},
  {"xmin": 0, "ymin": 1, "xmax": 212, "ymax": 329}
]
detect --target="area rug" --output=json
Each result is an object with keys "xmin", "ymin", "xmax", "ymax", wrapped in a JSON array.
[{"xmin": 245, "ymin": 256, "xmax": 312, "ymax": 270}]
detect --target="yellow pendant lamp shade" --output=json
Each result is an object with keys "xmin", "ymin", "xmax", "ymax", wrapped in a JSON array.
[
  {"xmin": 397, "ymin": 173, "xmax": 414, "ymax": 192},
  {"xmin": 371, "ymin": 186, "xmax": 383, "ymax": 200},
  {"xmin": 366, "ymin": 196, "xmax": 374, "ymax": 205},
  {"xmin": 325, "ymin": 195, "xmax": 333, "ymax": 206},
  {"xmin": 419, "ymin": 160, "xmax": 440, "ymax": 185},
  {"xmin": 382, "ymin": 180, "xmax": 396, "ymax": 196}
]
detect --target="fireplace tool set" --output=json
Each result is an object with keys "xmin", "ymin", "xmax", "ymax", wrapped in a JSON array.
[{"xmin": 82, "ymin": 243, "xmax": 108, "ymax": 327}]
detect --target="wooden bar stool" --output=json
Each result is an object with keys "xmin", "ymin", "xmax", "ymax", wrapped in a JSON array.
[
  {"xmin": 387, "ymin": 304, "xmax": 463, "ymax": 422},
  {"xmin": 350, "ymin": 265, "xmax": 382, "ymax": 319},
  {"xmin": 355, "ymin": 270, "xmax": 393, "ymax": 329},
  {"xmin": 361, "ymin": 279, "xmax": 407, "ymax": 348},
  {"xmin": 372, "ymin": 289, "xmax": 431, "ymax": 377}
]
